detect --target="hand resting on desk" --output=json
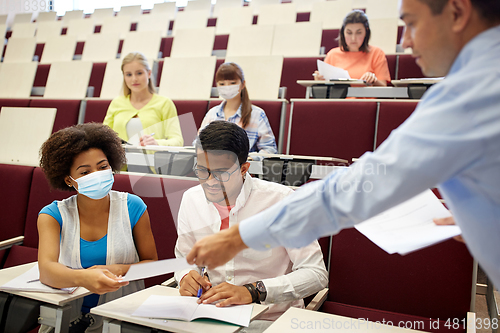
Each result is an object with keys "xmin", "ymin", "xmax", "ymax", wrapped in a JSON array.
[{"xmin": 198, "ymin": 282, "xmax": 253, "ymax": 307}]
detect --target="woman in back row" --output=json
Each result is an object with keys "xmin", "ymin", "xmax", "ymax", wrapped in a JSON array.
[
  {"xmin": 104, "ymin": 52, "xmax": 183, "ymax": 147},
  {"xmin": 315, "ymin": 10, "xmax": 391, "ymax": 86},
  {"xmin": 199, "ymin": 62, "xmax": 278, "ymax": 155}
]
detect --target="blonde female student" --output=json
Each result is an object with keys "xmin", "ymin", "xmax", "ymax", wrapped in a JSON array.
[
  {"xmin": 104, "ymin": 52, "xmax": 183, "ymax": 147},
  {"xmin": 314, "ymin": 10, "xmax": 391, "ymax": 86},
  {"xmin": 37, "ymin": 123, "xmax": 158, "ymax": 333},
  {"xmin": 199, "ymin": 62, "xmax": 278, "ymax": 154}
]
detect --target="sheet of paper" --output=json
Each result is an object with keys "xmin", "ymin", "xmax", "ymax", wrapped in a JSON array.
[
  {"xmin": 132, "ymin": 295, "xmax": 253, "ymax": 327},
  {"xmin": 122, "ymin": 258, "xmax": 196, "ymax": 282},
  {"xmin": 317, "ymin": 60, "xmax": 351, "ymax": 80},
  {"xmin": 355, "ymin": 190, "xmax": 461, "ymax": 255},
  {"xmin": 0, "ymin": 264, "xmax": 77, "ymax": 294}
]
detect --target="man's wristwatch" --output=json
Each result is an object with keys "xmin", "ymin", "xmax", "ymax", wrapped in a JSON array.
[
  {"xmin": 255, "ymin": 281, "xmax": 267, "ymax": 303},
  {"xmin": 243, "ymin": 283, "xmax": 259, "ymax": 303}
]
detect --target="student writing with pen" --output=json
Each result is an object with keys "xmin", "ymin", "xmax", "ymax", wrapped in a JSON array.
[
  {"xmin": 313, "ymin": 10, "xmax": 391, "ymax": 86},
  {"xmin": 174, "ymin": 122, "xmax": 327, "ymax": 332}
]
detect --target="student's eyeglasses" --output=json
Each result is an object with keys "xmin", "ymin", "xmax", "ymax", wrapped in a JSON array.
[{"xmin": 193, "ymin": 165, "xmax": 240, "ymax": 182}]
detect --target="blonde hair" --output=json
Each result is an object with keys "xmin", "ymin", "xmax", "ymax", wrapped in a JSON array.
[{"xmin": 121, "ymin": 52, "xmax": 155, "ymax": 96}]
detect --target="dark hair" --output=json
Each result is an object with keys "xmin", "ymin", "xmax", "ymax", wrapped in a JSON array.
[
  {"xmin": 215, "ymin": 62, "xmax": 252, "ymax": 129},
  {"xmin": 40, "ymin": 123, "xmax": 126, "ymax": 191},
  {"xmin": 195, "ymin": 121, "xmax": 249, "ymax": 166},
  {"xmin": 339, "ymin": 10, "xmax": 371, "ymax": 53},
  {"xmin": 418, "ymin": 0, "xmax": 500, "ymax": 22}
]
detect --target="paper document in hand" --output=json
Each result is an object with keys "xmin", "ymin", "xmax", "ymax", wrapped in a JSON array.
[
  {"xmin": 354, "ymin": 190, "xmax": 461, "ymax": 255},
  {"xmin": 132, "ymin": 295, "xmax": 253, "ymax": 327},
  {"xmin": 0, "ymin": 264, "xmax": 77, "ymax": 294},
  {"xmin": 317, "ymin": 60, "xmax": 351, "ymax": 80},
  {"xmin": 122, "ymin": 258, "xmax": 196, "ymax": 282}
]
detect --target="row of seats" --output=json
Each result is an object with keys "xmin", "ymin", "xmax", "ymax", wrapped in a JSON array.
[
  {"xmin": 0, "ymin": 54, "xmax": 423, "ymax": 101},
  {"xmin": 0, "ymin": 164, "xmax": 199, "ymax": 288},
  {"xmin": 2, "ymin": 21, "xmax": 406, "ymax": 62},
  {"xmin": 0, "ymin": 162, "xmax": 475, "ymax": 332},
  {"xmin": 0, "ymin": 98, "xmax": 419, "ymax": 163}
]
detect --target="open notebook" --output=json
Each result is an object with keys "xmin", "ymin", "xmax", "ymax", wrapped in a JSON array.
[
  {"xmin": 0, "ymin": 264, "xmax": 78, "ymax": 294},
  {"xmin": 132, "ymin": 295, "xmax": 253, "ymax": 327}
]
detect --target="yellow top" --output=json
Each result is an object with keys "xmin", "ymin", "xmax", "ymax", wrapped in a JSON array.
[{"xmin": 104, "ymin": 94, "xmax": 184, "ymax": 146}]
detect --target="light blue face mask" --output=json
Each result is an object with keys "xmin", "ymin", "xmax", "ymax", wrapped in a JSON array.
[{"xmin": 70, "ymin": 169, "xmax": 114, "ymax": 200}]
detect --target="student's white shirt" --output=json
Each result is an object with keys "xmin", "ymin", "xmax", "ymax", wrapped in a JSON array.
[{"xmin": 174, "ymin": 173, "xmax": 328, "ymax": 320}]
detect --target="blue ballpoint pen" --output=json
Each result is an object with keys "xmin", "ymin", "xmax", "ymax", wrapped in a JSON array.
[{"xmin": 197, "ymin": 267, "xmax": 206, "ymax": 298}]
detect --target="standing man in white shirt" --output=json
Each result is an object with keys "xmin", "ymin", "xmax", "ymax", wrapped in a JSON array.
[
  {"xmin": 174, "ymin": 121, "xmax": 328, "ymax": 326},
  {"xmin": 185, "ymin": 0, "xmax": 500, "ymax": 289}
]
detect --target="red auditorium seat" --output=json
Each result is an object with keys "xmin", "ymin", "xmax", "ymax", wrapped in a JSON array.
[
  {"xmin": 29, "ymin": 99, "xmax": 81, "ymax": 133},
  {"xmin": 89, "ymin": 62, "xmax": 106, "ymax": 98},
  {"xmin": 213, "ymin": 35, "xmax": 229, "ymax": 50},
  {"xmin": 280, "ymin": 57, "xmax": 323, "ymax": 100},
  {"xmin": 0, "ymin": 99, "xmax": 31, "ymax": 113},
  {"xmin": 287, "ymin": 100, "xmax": 378, "ymax": 161},
  {"xmin": 376, "ymin": 101, "xmax": 418, "ymax": 147},
  {"xmin": 320, "ymin": 228, "xmax": 474, "ymax": 333},
  {"xmin": 321, "ymin": 29, "xmax": 340, "ymax": 55},
  {"xmin": 386, "ymin": 54, "xmax": 397, "ymax": 81},
  {"xmin": 33, "ymin": 64, "xmax": 51, "ymax": 88},
  {"xmin": 3, "ymin": 167, "xmax": 69, "ymax": 268},
  {"xmin": 84, "ymin": 99, "xmax": 111, "ymax": 123},
  {"xmin": 0, "ymin": 164, "xmax": 34, "ymax": 268},
  {"xmin": 397, "ymin": 54, "xmax": 424, "ymax": 79},
  {"xmin": 160, "ymin": 37, "xmax": 174, "ymax": 58}
]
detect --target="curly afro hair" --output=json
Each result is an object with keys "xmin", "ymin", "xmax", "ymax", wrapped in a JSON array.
[{"xmin": 40, "ymin": 123, "xmax": 126, "ymax": 191}]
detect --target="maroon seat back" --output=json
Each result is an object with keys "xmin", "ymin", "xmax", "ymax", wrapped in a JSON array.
[
  {"xmin": 0, "ymin": 99, "xmax": 31, "ymax": 113},
  {"xmin": 0, "ymin": 164, "xmax": 34, "ymax": 242},
  {"xmin": 376, "ymin": 101, "xmax": 418, "ymax": 147},
  {"xmin": 33, "ymin": 64, "xmax": 51, "ymax": 87},
  {"xmin": 172, "ymin": 100, "xmax": 209, "ymax": 145},
  {"xmin": 397, "ymin": 54, "xmax": 424, "ymax": 79},
  {"xmin": 84, "ymin": 99, "xmax": 112, "ymax": 123},
  {"xmin": 89, "ymin": 62, "xmax": 106, "ymax": 98},
  {"xmin": 113, "ymin": 173, "xmax": 198, "ymax": 286},
  {"xmin": 29, "ymin": 99, "xmax": 81, "ymax": 133},
  {"xmin": 3, "ymin": 245, "xmax": 39, "ymax": 268},
  {"xmin": 325, "ymin": 228, "xmax": 473, "ymax": 321},
  {"xmin": 288, "ymin": 101, "xmax": 377, "ymax": 161},
  {"xmin": 280, "ymin": 57, "xmax": 323, "ymax": 100},
  {"xmin": 321, "ymin": 29, "xmax": 340, "ymax": 55},
  {"xmin": 386, "ymin": 54, "xmax": 397, "ymax": 81},
  {"xmin": 24, "ymin": 167, "xmax": 71, "ymax": 249}
]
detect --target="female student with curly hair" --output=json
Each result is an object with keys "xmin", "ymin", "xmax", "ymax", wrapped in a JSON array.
[
  {"xmin": 314, "ymin": 10, "xmax": 391, "ymax": 86},
  {"xmin": 199, "ymin": 62, "xmax": 277, "ymax": 154},
  {"xmin": 37, "ymin": 123, "xmax": 158, "ymax": 332},
  {"xmin": 104, "ymin": 52, "xmax": 183, "ymax": 147}
]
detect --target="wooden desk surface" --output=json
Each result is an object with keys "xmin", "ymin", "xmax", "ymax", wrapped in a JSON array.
[
  {"xmin": 391, "ymin": 78, "xmax": 443, "ymax": 86},
  {"xmin": 0, "ymin": 262, "xmax": 91, "ymax": 306},
  {"xmin": 264, "ymin": 307, "xmax": 429, "ymax": 333},
  {"xmin": 297, "ymin": 80, "xmax": 366, "ymax": 87},
  {"xmin": 91, "ymin": 285, "xmax": 269, "ymax": 333}
]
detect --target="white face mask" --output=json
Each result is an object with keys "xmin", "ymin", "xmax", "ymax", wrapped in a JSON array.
[{"xmin": 217, "ymin": 84, "xmax": 240, "ymax": 100}]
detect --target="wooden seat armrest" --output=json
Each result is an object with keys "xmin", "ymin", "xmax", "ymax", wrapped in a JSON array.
[{"xmin": 305, "ymin": 288, "xmax": 329, "ymax": 311}]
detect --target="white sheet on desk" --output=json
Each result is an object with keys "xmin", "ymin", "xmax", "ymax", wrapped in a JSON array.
[
  {"xmin": 122, "ymin": 258, "xmax": 196, "ymax": 282},
  {"xmin": 0, "ymin": 263, "xmax": 76, "ymax": 293},
  {"xmin": 355, "ymin": 190, "xmax": 461, "ymax": 255},
  {"xmin": 132, "ymin": 295, "xmax": 253, "ymax": 327},
  {"xmin": 317, "ymin": 60, "xmax": 351, "ymax": 80}
]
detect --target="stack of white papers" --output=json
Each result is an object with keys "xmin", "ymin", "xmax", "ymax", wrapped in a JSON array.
[
  {"xmin": 317, "ymin": 60, "xmax": 351, "ymax": 80},
  {"xmin": 355, "ymin": 190, "xmax": 461, "ymax": 255},
  {"xmin": 0, "ymin": 264, "xmax": 77, "ymax": 294},
  {"xmin": 132, "ymin": 295, "xmax": 253, "ymax": 327}
]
